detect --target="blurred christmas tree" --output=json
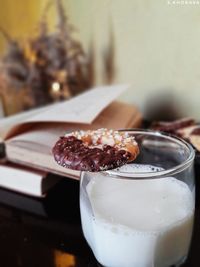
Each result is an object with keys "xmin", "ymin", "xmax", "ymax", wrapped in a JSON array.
[{"xmin": 0, "ymin": 0, "xmax": 94, "ymax": 113}]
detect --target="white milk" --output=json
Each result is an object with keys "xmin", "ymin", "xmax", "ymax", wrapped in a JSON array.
[{"xmin": 80, "ymin": 164, "xmax": 194, "ymax": 267}]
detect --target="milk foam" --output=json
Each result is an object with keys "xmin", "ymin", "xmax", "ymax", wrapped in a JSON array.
[
  {"xmin": 80, "ymin": 164, "xmax": 194, "ymax": 267},
  {"xmin": 114, "ymin": 163, "xmax": 164, "ymax": 173}
]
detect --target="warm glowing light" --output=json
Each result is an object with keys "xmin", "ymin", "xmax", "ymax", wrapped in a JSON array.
[
  {"xmin": 52, "ymin": 82, "xmax": 61, "ymax": 93},
  {"xmin": 54, "ymin": 250, "xmax": 76, "ymax": 267}
]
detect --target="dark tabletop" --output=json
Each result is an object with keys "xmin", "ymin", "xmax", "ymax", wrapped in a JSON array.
[{"xmin": 0, "ymin": 165, "xmax": 199, "ymax": 267}]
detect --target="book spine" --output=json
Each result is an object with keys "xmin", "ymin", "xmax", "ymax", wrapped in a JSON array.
[{"xmin": 0, "ymin": 142, "xmax": 6, "ymax": 161}]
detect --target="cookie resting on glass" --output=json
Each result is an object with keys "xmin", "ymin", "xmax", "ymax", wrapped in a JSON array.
[{"xmin": 52, "ymin": 128, "xmax": 139, "ymax": 172}]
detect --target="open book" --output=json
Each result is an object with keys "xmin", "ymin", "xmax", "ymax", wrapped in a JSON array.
[{"xmin": 0, "ymin": 84, "xmax": 142, "ymax": 179}]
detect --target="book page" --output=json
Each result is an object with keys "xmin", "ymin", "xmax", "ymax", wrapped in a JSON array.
[
  {"xmin": 7, "ymin": 101, "xmax": 140, "ymax": 149},
  {"xmin": 6, "ymin": 101, "xmax": 142, "ymax": 166},
  {"xmin": 0, "ymin": 105, "xmax": 51, "ymax": 140},
  {"xmin": 0, "ymin": 163, "xmax": 47, "ymax": 197},
  {"xmin": 7, "ymin": 123, "xmax": 67, "ymax": 152},
  {"xmin": 0, "ymin": 84, "xmax": 128, "ymax": 140},
  {"xmin": 25, "ymin": 84, "xmax": 129, "ymax": 124}
]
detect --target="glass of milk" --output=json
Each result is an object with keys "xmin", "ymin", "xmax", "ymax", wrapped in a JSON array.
[{"xmin": 80, "ymin": 130, "xmax": 195, "ymax": 267}]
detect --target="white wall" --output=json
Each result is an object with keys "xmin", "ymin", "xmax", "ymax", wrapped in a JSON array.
[{"xmin": 67, "ymin": 0, "xmax": 200, "ymax": 119}]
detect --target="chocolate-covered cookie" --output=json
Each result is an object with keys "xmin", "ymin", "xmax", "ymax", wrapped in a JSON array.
[{"xmin": 52, "ymin": 128, "xmax": 139, "ymax": 172}]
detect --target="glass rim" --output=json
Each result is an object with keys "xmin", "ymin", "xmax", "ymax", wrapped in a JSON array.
[{"xmin": 103, "ymin": 129, "xmax": 195, "ymax": 180}]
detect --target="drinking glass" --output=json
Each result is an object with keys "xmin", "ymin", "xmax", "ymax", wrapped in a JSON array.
[{"xmin": 80, "ymin": 130, "xmax": 195, "ymax": 267}]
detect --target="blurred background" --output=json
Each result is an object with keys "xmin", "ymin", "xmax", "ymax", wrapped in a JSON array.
[{"xmin": 0, "ymin": 0, "xmax": 199, "ymax": 120}]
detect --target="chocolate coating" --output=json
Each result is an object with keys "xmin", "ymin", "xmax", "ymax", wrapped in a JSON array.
[
  {"xmin": 151, "ymin": 118, "xmax": 195, "ymax": 133},
  {"xmin": 52, "ymin": 136, "xmax": 132, "ymax": 172},
  {"xmin": 191, "ymin": 127, "xmax": 200, "ymax": 136}
]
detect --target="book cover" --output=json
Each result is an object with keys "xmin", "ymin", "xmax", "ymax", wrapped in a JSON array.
[{"xmin": 0, "ymin": 163, "xmax": 62, "ymax": 197}]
